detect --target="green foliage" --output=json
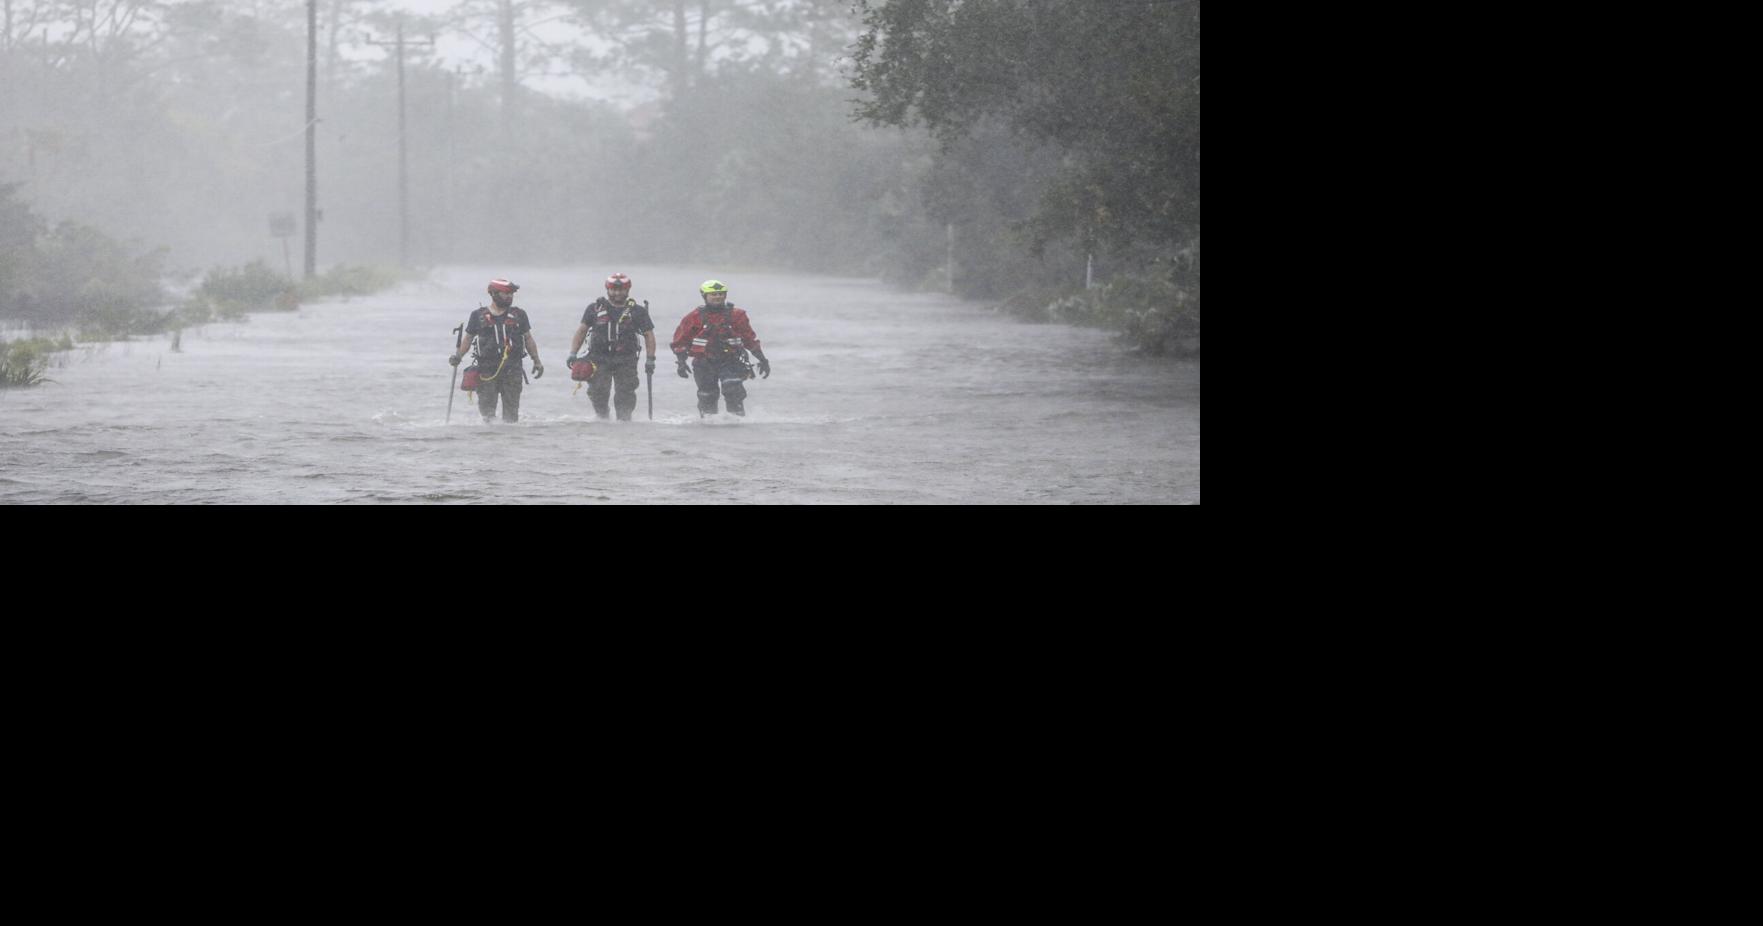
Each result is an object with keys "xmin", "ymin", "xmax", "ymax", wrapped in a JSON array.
[
  {"xmin": 1092, "ymin": 275, "xmax": 1200, "ymax": 358},
  {"xmin": 851, "ymin": 0, "xmax": 1201, "ymax": 335},
  {"xmin": 0, "ymin": 3, "xmax": 310, "ymax": 270},
  {"xmin": 1, "ymin": 186, "xmax": 169, "ymax": 338},
  {"xmin": 297, "ymin": 265, "xmax": 413, "ymax": 302},
  {"xmin": 44, "ymin": 225, "xmax": 171, "ymax": 339},
  {"xmin": 0, "ymin": 339, "xmax": 54, "ymax": 389},
  {"xmin": 184, "ymin": 261, "xmax": 298, "ymax": 321},
  {"xmin": 1015, "ymin": 252, "xmax": 1201, "ymax": 356},
  {"xmin": 625, "ymin": 66, "xmax": 937, "ymax": 275},
  {"xmin": 0, "ymin": 184, "xmax": 48, "ymax": 313},
  {"xmin": 852, "ymin": 0, "xmax": 1200, "ymax": 248},
  {"xmin": 174, "ymin": 262, "xmax": 410, "ymax": 328},
  {"xmin": 4, "ymin": 0, "xmax": 1198, "ymax": 359}
]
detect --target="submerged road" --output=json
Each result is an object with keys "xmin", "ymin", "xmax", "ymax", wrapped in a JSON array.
[{"xmin": 1, "ymin": 266, "xmax": 1199, "ymax": 503}]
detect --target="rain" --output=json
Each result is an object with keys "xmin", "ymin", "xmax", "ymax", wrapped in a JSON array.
[{"xmin": 2, "ymin": 1, "xmax": 1200, "ymax": 504}]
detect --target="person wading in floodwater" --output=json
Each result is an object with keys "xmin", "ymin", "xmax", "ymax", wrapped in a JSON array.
[
  {"xmin": 566, "ymin": 273, "xmax": 656, "ymax": 422},
  {"xmin": 671, "ymin": 280, "xmax": 770, "ymax": 417},
  {"xmin": 451, "ymin": 278, "xmax": 544, "ymax": 423}
]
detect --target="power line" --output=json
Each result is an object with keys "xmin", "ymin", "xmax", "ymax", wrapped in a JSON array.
[
  {"xmin": 368, "ymin": 19, "xmax": 435, "ymax": 270},
  {"xmin": 305, "ymin": 0, "xmax": 317, "ymax": 280}
]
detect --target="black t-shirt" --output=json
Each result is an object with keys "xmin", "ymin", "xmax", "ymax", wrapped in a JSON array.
[
  {"xmin": 580, "ymin": 298, "xmax": 654, "ymax": 356},
  {"xmin": 466, "ymin": 307, "xmax": 531, "ymax": 364}
]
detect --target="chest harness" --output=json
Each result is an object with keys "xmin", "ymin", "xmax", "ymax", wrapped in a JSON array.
[
  {"xmin": 590, "ymin": 299, "xmax": 641, "ymax": 354},
  {"xmin": 695, "ymin": 307, "xmax": 747, "ymax": 359},
  {"xmin": 473, "ymin": 310, "xmax": 516, "ymax": 385}
]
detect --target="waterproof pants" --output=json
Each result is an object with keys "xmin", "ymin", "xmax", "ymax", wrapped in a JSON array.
[
  {"xmin": 587, "ymin": 354, "xmax": 641, "ymax": 421},
  {"xmin": 475, "ymin": 369, "xmax": 523, "ymax": 422},
  {"xmin": 692, "ymin": 357, "xmax": 748, "ymax": 416}
]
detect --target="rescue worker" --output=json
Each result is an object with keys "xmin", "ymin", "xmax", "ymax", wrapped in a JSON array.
[
  {"xmin": 450, "ymin": 278, "xmax": 544, "ymax": 423},
  {"xmin": 566, "ymin": 273, "xmax": 656, "ymax": 421},
  {"xmin": 671, "ymin": 280, "xmax": 770, "ymax": 417}
]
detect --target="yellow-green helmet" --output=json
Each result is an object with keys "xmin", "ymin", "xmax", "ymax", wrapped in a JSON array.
[{"xmin": 700, "ymin": 280, "xmax": 728, "ymax": 296}]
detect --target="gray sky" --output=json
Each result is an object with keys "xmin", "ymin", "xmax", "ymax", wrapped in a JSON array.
[{"xmin": 359, "ymin": 1, "xmax": 636, "ymax": 105}]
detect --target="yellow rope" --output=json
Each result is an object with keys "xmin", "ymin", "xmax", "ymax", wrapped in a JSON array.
[{"xmin": 472, "ymin": 342, "xmax": 512, "ymax": 388}]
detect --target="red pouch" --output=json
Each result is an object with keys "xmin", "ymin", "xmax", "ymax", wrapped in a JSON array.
[
  {"xmin": 461, "ymin": 367, "xmax": 481, "ymax": 391},
  {"xmin": 570, "ymin": 360, "xmax": 598, "ymax": 382}
]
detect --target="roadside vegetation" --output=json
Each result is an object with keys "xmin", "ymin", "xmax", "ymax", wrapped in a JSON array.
[
  {"xmin": 851, "ymin": 1, "xmax": 1200, "ymax": 355},
  {"xmin": 2, "ymin": 2, "xmax": 1195, "ymax": 361},
  {"xmin": 1, "ymin": 184, "xmax": 412, "ymax": 387},
  {"xmin": 1020, "ymin": 258, "xmax": 1202, "ymax": 358},
  {"xmin": 175, "ymin": 261, "xmax": 413, "ymax": 326},
  {"xmin": 0, "ymin": 335, "xmax": 70, "ymax": 389}
]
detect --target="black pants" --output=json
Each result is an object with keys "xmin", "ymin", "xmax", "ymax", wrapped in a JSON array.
[
  {"xmin": 475, "ymin": 368, "xmax": 523, "ymax": 422},
  {"xmin": 692, "ymin": 357, "xmax": 749, "ymax": 415},
  {"xmin": 587, "ymin": 353, "xmax": 640, "ymax": 420}
]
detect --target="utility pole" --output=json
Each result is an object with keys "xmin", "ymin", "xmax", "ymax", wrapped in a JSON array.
[
  {"xmin": 305, "ymin": 0, "xmax": 318, "ymax": 279},
  {"xmin": 671, "ymin": 0, "xmax": 688, "ymax": 101},
  {"xmin": 498, "ymin": 0, "xmax": 518, "ymax": 133},
  {"xmin": 369, "ymin": 19, "xmax": 434, "ymax": 268},
  {"xmin": 444, "ymin": 65, "xmax": 474, "ymax": 265},
  {"xmin": 444, "ymin": 67, "xmax": 456, "ymax": 265},
  {"xmin": 946, "ymin": 223, "xmax": 955, "ymax": 295}
]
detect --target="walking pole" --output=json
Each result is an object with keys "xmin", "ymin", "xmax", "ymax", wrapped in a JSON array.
[{"xmin": 445, "ymin": 323, "xmax": 463, "ymax": 423}]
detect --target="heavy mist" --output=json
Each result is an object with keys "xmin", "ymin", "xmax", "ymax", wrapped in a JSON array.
[{"xmin": 2, "ymin": 1, "xmax": 1200, "ymax": 504}]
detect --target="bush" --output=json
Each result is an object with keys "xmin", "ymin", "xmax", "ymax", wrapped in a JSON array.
[
  {"xmin": 168, "ymin": 262, "xmax": 410, "ymax": 329},
  {"xmin": 1094, "ymin": 272, "xmax": 1201, "ymax": 357},
  {"xmin": 0, "ymin": 338, "xmax": 53, "ymax": 388},
  {"xmin": 4, "ymin": 214, "xmax": 168, "ymax": 335},
  {"xmin": 297, "ymin": 264, "xmax": 409, "ymax": 301},
  {"xmin": 75, "ymin": 305, "xmax": 171, "ymax": 341},
  {"xmin": 3, "ymin": 191, "xmax": 410, "ymax": 347},
  {"xmin": 184, "ymin": 260, "xmax": 297, "ymax": 320},
  {"xmin": 1008, "ymin": 261, "xmax": 1201, "ymax": 357}
]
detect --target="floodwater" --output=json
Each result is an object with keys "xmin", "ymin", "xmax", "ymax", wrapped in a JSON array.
[{"xmin": 1, "ymin": 266, "xmax": 1199, "ymax": 504}]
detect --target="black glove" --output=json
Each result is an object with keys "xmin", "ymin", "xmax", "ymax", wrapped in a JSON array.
[
  {"xmin": 676, "ymin": 356, "xmax": 691, "ymax": 379},
  {"xmin": 449, "ymin": 353, "xmax": 462, "ymax": 367},
  {"xmin": 566, "ymin": 354, "xmax": 579, "ymax": 367},
  {"xmin": 757, "ymin": 356, "xmax": 771, "ymax": 379},
  {"xmin": 532, "ymin": 362, "xmax": 544, "ymax": 380},
  {"xmin": 645, "ymin": 357, "xmax": 657, "ymax": 375}
]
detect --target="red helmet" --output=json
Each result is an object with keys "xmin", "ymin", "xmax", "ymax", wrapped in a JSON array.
[
  {"xmin": 606, "ymin": 273, "xmax": 632, "ymax": 292},
  {"xmin": 488, "ymin": 279, "xmax": 520, "ymax": 296}
]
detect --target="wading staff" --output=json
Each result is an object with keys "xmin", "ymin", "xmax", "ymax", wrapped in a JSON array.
[
  {"xmin": 445, "ymin": 323, "xmax": 463, "ymax": 423},
  {"xmin": 643, "ymin": 300, "xmax": 654, "ymax": 420}
]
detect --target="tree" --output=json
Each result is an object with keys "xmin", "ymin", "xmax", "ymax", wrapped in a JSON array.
[
  {"xmin": 562, "ymin": 0, "xmax": 718, "ymax": 101},
  {"xmin": 435, "ymin": 0, "xmax": 569, "ymax": 129},
  {"xmin": 0, "ymin": 183, "xmax": 48, "ymax": 318},
  {"xmin": 0, "ymin": 182, "xmax": 164, "ymax": 328},
  {"xmin": 560, "ymin": 1, "xmax": 856, "ymax": 100},
  {"xmin": 851, "ymin": 0, "xmax": 1200, "ymax": 255}
]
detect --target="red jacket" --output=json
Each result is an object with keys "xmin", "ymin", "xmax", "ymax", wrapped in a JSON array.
[{"xmin": 672, "ymin": 306, "xmax": 763, "ymax": 359}]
